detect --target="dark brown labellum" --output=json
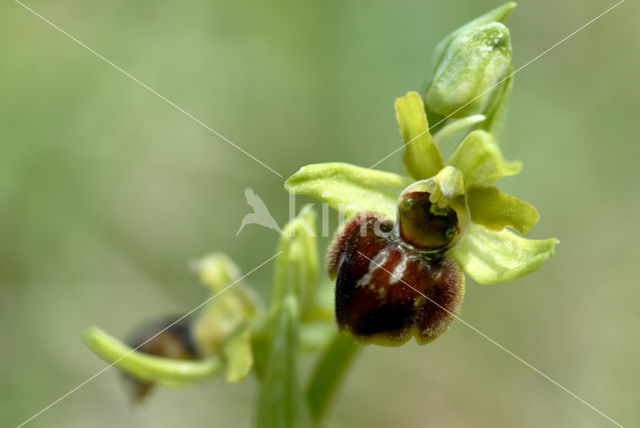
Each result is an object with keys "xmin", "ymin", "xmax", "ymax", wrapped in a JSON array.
[
  {"xmin": 329, "ymin": 213, "xmax": 464, "ymax": 346},
  {"xmin": 123, "ymin": 318, "xmax": 199, "ymax": 401}
]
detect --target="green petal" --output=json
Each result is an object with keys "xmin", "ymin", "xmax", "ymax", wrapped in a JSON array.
[
  {"xmin": 285, "ymin": 162, "xmax": 412, "ymax": 219},
  {"xmin": 257, "ymin": 296, "xmax": 311, "ymax": 428},
  {"xmin": 446, "ymin": 130, "xmax": 521, "ymax": 186},
  {"xmin": 83, "ymin": 327, "xmax": 222, "ymax": 385},
  {"xmin": 272, "ymin": 206, "xmax": 318, "ymax": 314},
  {"xmin": 450, "ymin": 223, "xmax": 558, "ymax": 284},
  {"xmin": 395, "ymin": 91, "xmax": 444, "ymax": 180},
  {"xmin": 433, "ymin": 114, "xmax": 486, "ymax": 145},
  {"xmin": 467, "ymin": 186, "xmax": 539, "ymax": 234},
  {"xmin": 222, "ymin": 327, "xmax": 253, "ymax": 383}
]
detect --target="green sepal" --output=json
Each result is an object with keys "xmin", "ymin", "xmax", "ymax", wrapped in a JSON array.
[
  {"xmin": 257, "ymin": 296, "xmax": 311, "ymax": 428},
  {"xmin": 467, "ymin": 185, "xmax": 539, "ymax": 234},
  {"xmin": 222, "ymin": 326, "xmax": 253, "ymax": 383},
  {"xmin": 271, "ymin": 206, "xmax": 318, "ymax": 315},
  {"xmin": 83, "ymin": 327, "xmax": 222, "ymax": 385},
  {"xmin": 450, "ymin": 223, "xmax": 558, "ymax": 284},
  {"xmin": 446, "ymin": 130, "xmax": 521, "ymax": 186},
  {"xmin": 285, "ymin": 162, "xmax": 412, "ymax": 219},
  {"xmin": 395, "ymin": 91, "xmax": 444, "ymax": 180}
]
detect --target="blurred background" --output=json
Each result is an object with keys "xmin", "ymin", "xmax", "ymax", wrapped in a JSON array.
[{"xmin": 1, "ymin": 0, "xmax": 639, "ymax": 426}]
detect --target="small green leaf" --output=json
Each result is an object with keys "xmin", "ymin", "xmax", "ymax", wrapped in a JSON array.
[
  {"xmin": 450, "ymin": 223, "xmax": 558, "ymax": 284},
  {"xmin": 83, "ymin": 327, "xmax": 222, "ymax": 384},
  {"xmin": 271, "ymin": 206, "xmax": 318, "ymax": 315},
  {"xmin": 222, "ymin": 327, "xmax": 253, "ymax": 383},
  {"xmin": 467, "ymin": 185, "xmax": 539, "ymax": 234},
  {"xmin": 257, "ymin": 296, "xmax": 311, "ymax": 428},
  {"xmin": 285, "ymin": 162, "xmax": 412, "ymax": 219},
  {"xmin": 446, "ymin": 130, "xmax": 521, "ymax": 186},
  {"xmin": 395, "ymin": 91, "xmax": 444, "ymax": 180}
]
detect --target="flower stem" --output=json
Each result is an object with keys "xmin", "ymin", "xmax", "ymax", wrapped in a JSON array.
[{"xmin": 305, "ymin": 332, "xmax": 360, "ymax": 425}]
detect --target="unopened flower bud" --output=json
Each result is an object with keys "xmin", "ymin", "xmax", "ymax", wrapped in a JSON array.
[
  {"xmin": 426, "ymin": 22, "xmax": 512, "ymax": 118},
  {"xmin": 124, "ymin": 318, "xmax": 198, "ymax": 401}
]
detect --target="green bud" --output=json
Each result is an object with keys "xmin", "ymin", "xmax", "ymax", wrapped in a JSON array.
[
  {"xmin": 426, "ymin": 22, "xmax": 512, "ymax": 118},
  {"xmin": 191, "ymin": 253, "xmax": 262, "ymax": 358},
  {"xmin": 271, "ymin": 205, "xmax": 318, "ymax": 314}
]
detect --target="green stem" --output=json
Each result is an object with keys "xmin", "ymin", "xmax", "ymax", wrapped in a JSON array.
[{"xmin": 305, "ymin": 332, "xmax": 360, "ymax": 425}]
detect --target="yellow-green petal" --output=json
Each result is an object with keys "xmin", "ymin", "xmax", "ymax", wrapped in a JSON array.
[
  {"xmin": 433, "ymin": 114, "xmax": 486, "ymax": 145},
  {"xmin": 285, "ymin": 162, "xmax": 412, "ymax": 219},
  {"xmin": 222, "ymin": 327, "xmax": 253, "ymax": 383},
  {"xmin": 83, "ymin": 327, "xmax": 222, "ymax": 385},
  {"xmin": 450, "ymin": 223, "xmax": 558, "ymax": 284},
  {"xmin": 467, "ymin": 186, "xmax": 539, "ymax": 234},
  {"xmin": 395, "ymin": 91, "xmax": 444, "ymax": 180},
  {"xmin": 446, "ymin": 130, "xmax": 521, "ymax": 186}
]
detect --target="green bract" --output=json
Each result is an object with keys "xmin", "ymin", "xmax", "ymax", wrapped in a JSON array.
[{"xmin": 286, "ymin": 90, "xmax": 557, "ymax": 284}]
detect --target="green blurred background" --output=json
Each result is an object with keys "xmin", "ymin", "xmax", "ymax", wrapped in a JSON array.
[{"xmin": 1, "ymin": 0, "xmax": 638, "ymax": 426}]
